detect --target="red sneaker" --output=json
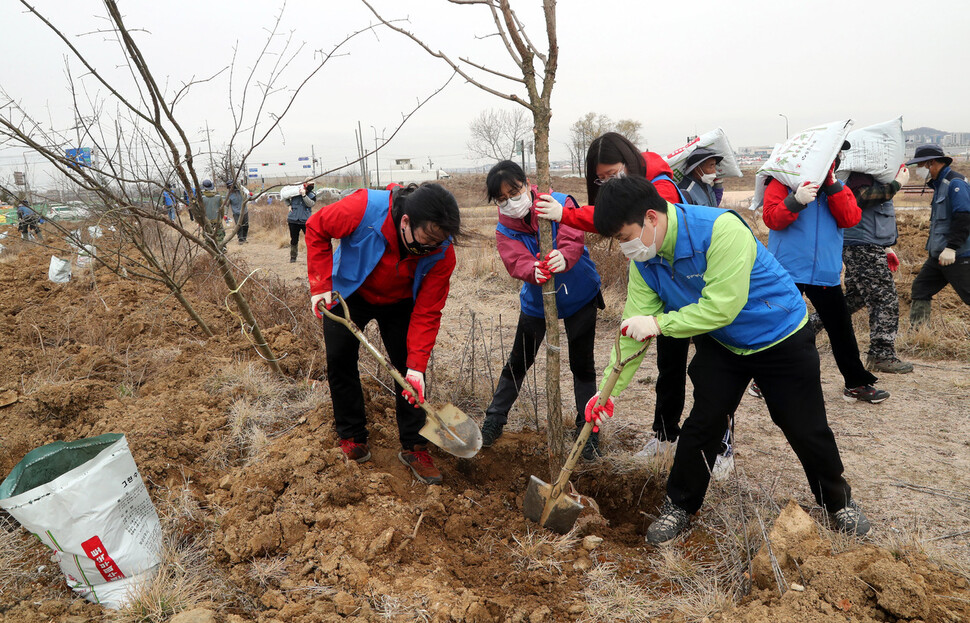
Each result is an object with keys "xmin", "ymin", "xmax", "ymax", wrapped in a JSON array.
[
  {"xmin": 339, "ymin": 439, "xmax": 371, "ymax": 463},
  {"xmin": 398, "ymin": 444, "xmax": 442, "ymax": 485}
]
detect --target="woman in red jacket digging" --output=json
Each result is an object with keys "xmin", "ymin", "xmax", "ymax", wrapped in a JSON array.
[{"xmin": 306, "ymin": 183, "xmax": 462, "ymax": 485}]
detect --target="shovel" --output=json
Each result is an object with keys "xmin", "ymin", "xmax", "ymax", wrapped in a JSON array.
[
  {"xmin": 320, "ymin": 292, "xmax": 482, "ymax": 458},
  {"xmin": 523, "ymin": 330, "xmax": 650, "ymax": 533}
]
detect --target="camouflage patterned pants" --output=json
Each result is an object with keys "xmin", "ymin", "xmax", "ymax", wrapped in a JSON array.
[{"xmin": 843, "ymin": 244, "xmax": 900, "ymax": 360}]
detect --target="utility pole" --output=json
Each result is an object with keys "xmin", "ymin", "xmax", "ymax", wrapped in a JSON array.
[
  {"xmin": 205, "ymin": 121, "xmax": 215, "ymax": 181},
  {"xmin": 357, "ymin": 120, "xmax": 367, "ymax": 187},
  {"xmin": 311, "ymin": 145, "xmax": 318, "ymax": 177},
  {"xmin": 371, "ymin": 125, "xmax": 381, "ymax": 188}
]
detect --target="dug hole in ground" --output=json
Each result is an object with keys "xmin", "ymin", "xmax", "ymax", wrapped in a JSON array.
[{"xmin": 0, "ymin": 173, "xmax": 968, "ymax": 622}]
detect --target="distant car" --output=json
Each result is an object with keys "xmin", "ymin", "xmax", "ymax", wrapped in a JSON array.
[{"xmin": 47, "ymin": 204, "xmax": 93, "ymax": 220}]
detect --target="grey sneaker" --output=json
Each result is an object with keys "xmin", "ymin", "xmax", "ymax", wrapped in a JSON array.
[
  {"xmin": 832, "ymin": 500, "xmax": 871, "ymax": 536},
  {"xmin": 866, "ymin": 356, "xmax": 914, "ymax": 374},
  {"xmin": 646, "ymin": 499, "xmax": 691, "ymax": 545},
  {"xmin": 480, "ymin": 418, "xmax": 504, "ymax": 448},
  {"xmin": 843, "ymin": 385, "xmax": 890, "ymax": 404}
]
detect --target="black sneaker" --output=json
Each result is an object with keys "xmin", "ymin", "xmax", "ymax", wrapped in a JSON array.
[
  {"xmin": 480, "ymin": 419, "xmax": 504, "ymax": 448},
  {"xmin": 581, "ymin": 431, "xmax": 600, "ymax": 461},
  {"xmin": 747, "ymin": 382, "xmax": 763, "ymax": 399},
  {"xmin": 843, "ymin": 385, "xmax": 890, "ymax": 404},
  {"xmin": 832, "ymin": 499, "xmax": 871, "ymax": 536},
  {"xmin": 646, "ymin": 499, "xmax": 691, "ymax": 545}
]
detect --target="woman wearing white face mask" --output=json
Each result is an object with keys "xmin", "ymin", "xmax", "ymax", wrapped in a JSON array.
[
  {"xmin": 678, "ymin": 148, "xmax": 724, "ymax": 208},
  {"xmin": 479, "ymin": 160, "xmax": 605, "ymax": 457}
]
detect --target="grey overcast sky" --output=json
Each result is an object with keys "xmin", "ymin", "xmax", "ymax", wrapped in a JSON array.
[{"xmin": 2, "ymin": 0, "xmax": 968, "ymax": 181}]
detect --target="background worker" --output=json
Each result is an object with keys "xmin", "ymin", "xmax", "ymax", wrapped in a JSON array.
[
  {"xmin": 589, "ymin": 175, "xmax": 870, "ymax": 545},
  {"xmin": 536, "ymin": 132, "xmax": 731, "ymax": 470},
  {"xmin": 677, "ymin": 147, "xmax": 723, "ymax": 207},
  {"xmin": 226, "ymin": 180, "xmax": 252, "ymax": 244},
  {"xmin": 16, "ymin": 197, "xmax": 42, "ymax": 241},
  {"xmin": 761, "ymin": 142, "xmax": 889, "ymax": 404},
  {"xmin": 200, "ymin": 179, "xmax": 224, "ymax": 244},
  {"xmin": 282, "ymin": 178, "xmax": 317, "ymax": 263},
  {"xmin": 906, "ymin": 145, "xmax": 970, "ymax": 325},
  {"xmin": 479, "ymin": 160, "xmax": 604, "ymax": 458},
  {"xmin": 839, "ymin": 164, "xmax": 913, "ymax": 372},
  {"xmin": 306, "ymin": 183, "xmax": 462, "ymax": 486}
]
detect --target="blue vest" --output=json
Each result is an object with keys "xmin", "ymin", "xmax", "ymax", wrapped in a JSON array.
[
  {"xmin": 928, "ymin": 168, "xmax": 970, "ymax": 258},
  {"xmin": 331, "ymin": 189, "xmax": 449, "ymax": 300},
  {"xmin": 678, "ymin": 178, "xmax": 718, "ymax": 207},
  {"xmin": 767, "ymin": 188, "xmax": 843, "ymax": 286},
  {"xmin": 635, "ymin": 204, "xmax": 806, "ymax": 352},
  {"xmin": 496, "ymin": 192, "xmax": 601, "ymax": 319},
  {"xmin": 653, "ymin": 173, "xmax": 688, "ymax": 203},
  {"xmin": 843, "ymin": 198, "xmax": 897, "ymax": 247}
]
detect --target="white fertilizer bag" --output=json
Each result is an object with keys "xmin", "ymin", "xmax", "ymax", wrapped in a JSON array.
[
  {"xmin": 837, "ymin": 117, "xmax": 905, "ymax": 183},
  {"xmin": 48, "ymin": 256, "xmax": 72, "ymax": 283},
  {"xmin": 76, "ymin": 244, "xmax": 96, "ymax": 269},
  {"xmin": 749, "ymin": 119, "xmax": 853, "ymax": 211},
  {"xmin": 664, "ymin": 127, "xmax": 743, "ymax": 184},
  {"xmin": 0, "ymin": 434, "xmax": 162, "ymax": 608},
  {"xmin": 87, "ymin": 225, "xmax": 104, "ymax": 239}
]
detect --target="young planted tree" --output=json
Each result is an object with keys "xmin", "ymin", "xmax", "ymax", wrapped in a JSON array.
[{"xmin": 362, "ymin": 0, "xmax": 571, "ymax": 474}]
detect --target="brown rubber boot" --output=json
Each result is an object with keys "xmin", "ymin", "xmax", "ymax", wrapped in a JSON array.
[
  {"xmin": 338, "ymin": 439, "xmax": 371, "ymax": 463},
  {"xmin": 909, "ymin": 299, "xmax": 931, "ymax": 328},
  {"xmin": 398, "ymin": 443, "xmax": 442, "ymax": 485},
  {"xmin": 289, "ymin": 244, "xmax": 298, "ymax": 263}
]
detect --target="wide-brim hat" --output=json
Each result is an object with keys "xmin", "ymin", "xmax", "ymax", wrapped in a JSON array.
[
  {"xmin": 202, "ymin": 179, "xmax": 214, "ymax": 189},
  {"xmin": 906, "ymin": 144, "xmax": 953, "ymax": 167},
  {"xmin": 684, "ymin": 147, "xmax": 724, "ymax": 175}
]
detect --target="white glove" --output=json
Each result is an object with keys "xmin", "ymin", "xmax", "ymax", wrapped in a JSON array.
[
  {"xmin": 794, "ymin": 182, "xmax": 819, "ymax": 205},
  {"xmin": 620, "ymin": 315, "xmax": 661, "ymax": 342},
  {"xmin": 299, "ymin": 185, "xmax": 307, "ymax": 196},
  {"xmin": 535, "ymin": 194, "xmax": 563, "ymax": 222},
  {"xmin": 402, "ymin": 369, "xmax": 426, "ymax": 405},
  {"xmin": 894, "ymin": 166, "xmax": 910, "ymax": 187},
  {"xmin": 939, "ymin": 248, "xmax": 956, "ymax": 266},
  {"xmin": 311, "ymin": 292, "xmax": 333, "ymax": 318},
  {"xmin": 545, "ymin": 249, "xmax": 567, "ymax": 273}
]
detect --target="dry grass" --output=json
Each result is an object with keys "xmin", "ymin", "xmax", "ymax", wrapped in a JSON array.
[
  {"xmin": 206, "ymin": 362, "xmax": 325, "ymax": 466},
  {"xmin": 0, "ymin": 513, "xmax": 63, "ymax": 603},
  {"xmin": 581, "ymin": 562, "xmax": 661, "ymax": 623},
  {"xmin": 247, "ymin": 556, "xmax": 290, "ymax": 589},
  {"xmin": 367, "ymin": 592, "xmax": 432, "ymax": 622},
  {"xmin": 508, "ymin": 528, "xmax": 580, "ymax": 573}
]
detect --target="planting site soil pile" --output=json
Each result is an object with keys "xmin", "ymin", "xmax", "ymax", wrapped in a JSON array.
[{"xmin": 0, "ymin": 215, "xmax": 968, "ymax": 622}]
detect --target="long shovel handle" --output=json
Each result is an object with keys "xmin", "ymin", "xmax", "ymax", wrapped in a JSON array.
[
  {"xmin": 319, "ymin": 293, "xmax": 459, "ymax": 441},
  {"xmin": 546, "ymin": 330, "xmax": 650, "ymax": 503}
]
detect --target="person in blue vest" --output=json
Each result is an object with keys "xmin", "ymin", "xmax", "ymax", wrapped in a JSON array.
[
  {"xmin": 305, "ymin": 183, "xmax": 462, "ymax": 485},
  {"xmin": 281, "ymin": 179, "xmax": 317, "ymax": 263},
  {"xmin": 587, "ymin": 174, "xmax": 870, "ymax": 544},
  {"xmin": 677, "ymin": 147, "xmax": 723, "ymax": 208},
  {"xmin": 478, "ymin": 160, "xmax": 604, "ymax": 457},
  {"xmin": 16, "ymin": 197, "xmax": 43, "ymax": 241},
  {"xmin": 906, "ymin": 145, "xmax": 970, "ymax": 325},
  {"xmin": 162, "ymin": 184, "xmax": 178, "ymax": 221},
  {"xmin": 760, "ymin": 142, "xmax": 889, "ymax": 404}
]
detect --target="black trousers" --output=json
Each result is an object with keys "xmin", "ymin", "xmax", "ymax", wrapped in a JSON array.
[
  {"xmin": 288, "ymin": 222, "xmax": 307, "ymax": 247},
  {"xmin": 666, "ymin": 325, "xmax": 851, "ymax": 514},
  {"xmin": 484, "ymin": 295, "xmax": 601, "ymax": 428},
  {"xmin": 798, "ymin": 283, "xmax": 876, "ymax": 389},
  {"xmin": 322, "ymin": 292, "xmax": 426, "ymax": 449},
  {"xmin": 652, "ymin": 335, "xmax": 690, "ymax": 441},
  {"xmin": 912, "ymin": 256, "xmax": 970, "ymax": 304},
  {"xmin": 232, "ymin": 210, "xmax": 249, "ymax": 241}
]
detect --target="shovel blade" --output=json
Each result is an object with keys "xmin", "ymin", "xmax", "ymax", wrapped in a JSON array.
[
  {"xmin": 523, "ymin": 475, "xmax": 583, "ymax": 535},
  {"xmin": 419, "ymin": 403, "xmax": 482, "ymax": 458}
]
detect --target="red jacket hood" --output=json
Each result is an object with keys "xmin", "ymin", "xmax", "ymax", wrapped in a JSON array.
[{"xmin": 642, "ymin": 151, "xmax": 674, "ymax": 180}]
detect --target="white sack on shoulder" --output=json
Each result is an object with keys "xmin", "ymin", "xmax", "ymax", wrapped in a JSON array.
[
  {"xmin": 837, "ymin": 117, "xmax": 905, "ymax": 183},
  {"xmin": 664, "ymin": 127, "xmax": 743, "ymax": 184}
]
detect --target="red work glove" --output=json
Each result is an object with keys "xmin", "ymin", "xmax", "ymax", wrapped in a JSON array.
[
  {"xmin": 886, "ymin": 250, "xmax": 899, "ymax": 272},
  {"xmin": 584, "ymin": 393, "xmax": 615, "ymax": 433},
  {"xmin": 534, "ymin": 252, "xmax": 552, "ymax": 284},
  {"xmin": 826, "ymin": 161, "xmax": 838, "ymax": 186},
  {"xmin": 402, "ymin": 369, "xmax": 425, "ymax": 406}
]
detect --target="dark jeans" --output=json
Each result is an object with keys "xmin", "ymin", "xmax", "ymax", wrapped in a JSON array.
[
  {"xmin": 667, "ymin": 325, "xmax": 851, "ymax": 514},
  {"xmin": 653, "ymin": 335, "xmax": 690, "ymax": 441},
  {"xmin": 322, "ymin": 292, "xmax": 426, "ymax": 449},
  {"xmin": 798, "ymin": 283, "xmax": 876, "ymax": 389},
  {"xmin": 484, "ymin": 295, "xmax": 601, "ymax": 428},
  {"xmin": 232, "ymin": 211, "xmax": 249, "ymax": 241},
  {"xmin": 911, "ymin": 256, "xmax": 970, "ymax": 304},
  {"xmin": 289, "ymin": 222, "xmax": 307, "ymax": 247}
]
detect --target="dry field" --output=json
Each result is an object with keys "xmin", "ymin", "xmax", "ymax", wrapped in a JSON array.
[{"xmin": 0, "ymin": 172, "xmax": 967, "ymax": 622}]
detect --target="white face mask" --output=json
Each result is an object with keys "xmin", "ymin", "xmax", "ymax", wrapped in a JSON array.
[
  {"xmin": 499, "ymin": 190, "xmax": 532, "ymax": 218},
  {"xmin": 914, "ymin": 166, "xmax": 930, "ymax": 181},
  {"xmin": 619, "ymin": 222, "xmax": 658, "ymax": 262},
  {"xmin": 700, "ymin": 172, "xmax": 717, "ymax": 185}
]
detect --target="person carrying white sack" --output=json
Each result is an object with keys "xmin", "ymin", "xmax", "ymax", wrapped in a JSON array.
[
  {"xmin": 281, "ymin": 178, "xmax": 317, "ymax": 263},
  {"xmin": 677, "ymin": 147, "xmax": 724, "ymax": 208}
]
